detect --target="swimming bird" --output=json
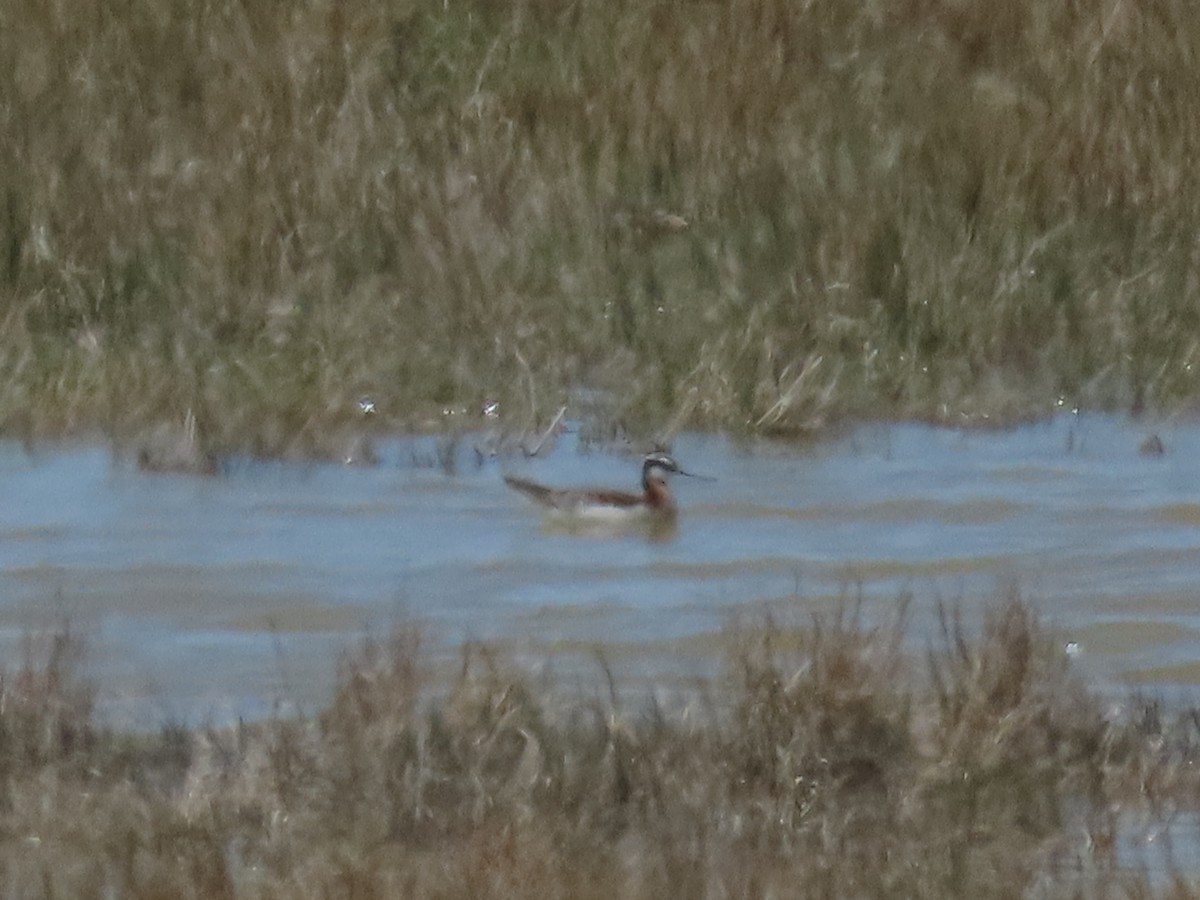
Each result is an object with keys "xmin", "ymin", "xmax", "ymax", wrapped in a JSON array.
[{"xmin": 503, "ymin": 452, "xmax": 703, "ymax": 522}]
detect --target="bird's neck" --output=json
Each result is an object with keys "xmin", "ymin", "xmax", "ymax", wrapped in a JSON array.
[{"xmin": 643, "ymin": 478, "xmax": 675, "ymax": 511}]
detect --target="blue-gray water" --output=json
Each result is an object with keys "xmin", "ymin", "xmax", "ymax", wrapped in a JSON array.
[{"xmin": 2, "ymin": 412, "xmax": 1199, "ymax": 727}]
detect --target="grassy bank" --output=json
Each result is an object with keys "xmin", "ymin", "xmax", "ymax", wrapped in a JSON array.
[
  {"xmin": 2, "ymin": 0, "xmax": 1200, "ymax": 455},
  {"xmin": 3, "ymin": 597, "xmax": 1200, "ymax": 897}
]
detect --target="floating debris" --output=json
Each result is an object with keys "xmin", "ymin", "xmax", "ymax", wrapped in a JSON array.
[
  {"xmin": 1139, "ymin": 434, "xmax": 1165, "ymax": 457},
  {"xmin": 338, "ymin": 432, "xmax": 378, "ymax": 467},
  {"xmin": 284, "ymin": 430, "xmax": 378, "ymax": 467}
]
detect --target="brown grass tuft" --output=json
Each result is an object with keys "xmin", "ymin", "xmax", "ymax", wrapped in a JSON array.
[
  {"xmin": 1, "ymin": 0, "xmax": 1200, "ymax": 452},
  {"xmin": 1, "ymin": 594, "xmax": 1198, "ymax": 895}
]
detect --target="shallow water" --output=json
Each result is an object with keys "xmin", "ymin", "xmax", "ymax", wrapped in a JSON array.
[{"xmin": 2, "ymin": 412, "xmax": 1200, "ymax": 726}]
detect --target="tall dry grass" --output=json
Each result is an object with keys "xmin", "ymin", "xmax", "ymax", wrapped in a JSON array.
[
  {"xmin": 0, "ymin": 596, "xmax": 1198, "ymax": 897},
  {"xmin": 2, "ymin": 0, "xmax": 1199, "ymax": 454}
]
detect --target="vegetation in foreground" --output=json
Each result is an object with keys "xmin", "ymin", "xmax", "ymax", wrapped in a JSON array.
[
  {"xmin": 2, "ymin": 0, "xmax": 1200, "ymax": 456},
  {"xmin": 3, "ymin": 597, "xmax": 1200, "ymax": 897}
]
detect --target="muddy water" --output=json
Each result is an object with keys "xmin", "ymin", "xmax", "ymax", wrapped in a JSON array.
[{"xmin": 2, "ymin": 412, "xmax": 1200, "ymax": 726}]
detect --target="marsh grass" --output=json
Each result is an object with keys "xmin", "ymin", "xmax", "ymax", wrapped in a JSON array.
[
  {"xmin": 2, "ymin": 597, "xmax": 1200, "ymax": 897},
  {"xmin": 2, "ymin": 0, "xmax": 1199, "ymax": 455}
]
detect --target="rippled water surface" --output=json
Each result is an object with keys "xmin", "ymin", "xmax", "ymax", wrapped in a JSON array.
[{"xmin": 3, "ymin": 413, "xmax": 1200, "ymax": 725}]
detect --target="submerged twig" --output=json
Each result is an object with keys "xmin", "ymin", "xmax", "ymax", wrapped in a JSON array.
[{"xmin": 522, "ymin": 405, "xmax": 566, "ymax": 458}]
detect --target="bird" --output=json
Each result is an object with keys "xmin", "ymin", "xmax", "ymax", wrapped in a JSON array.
[{"xmin": 503, "ymin": 452, "xmax": 704, "ymax": 523}]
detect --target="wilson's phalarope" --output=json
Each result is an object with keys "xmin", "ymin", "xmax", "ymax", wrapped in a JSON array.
[{"xmin": 503, "ymin": 452, "xmax": 705, "ymax": 522}]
